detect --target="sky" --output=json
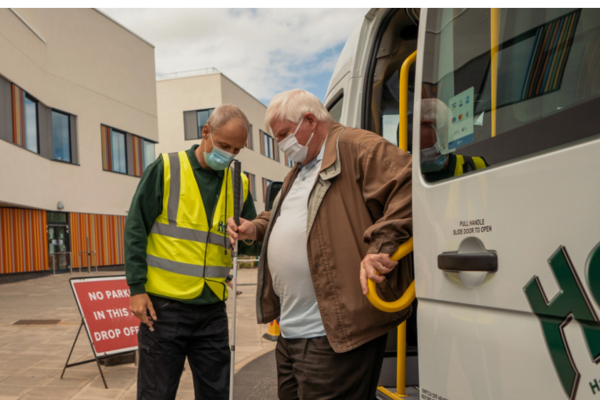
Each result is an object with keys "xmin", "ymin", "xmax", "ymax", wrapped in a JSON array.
[{"xmin": 99, "ymin": 9, "xmax": 368, "ymax": 105}]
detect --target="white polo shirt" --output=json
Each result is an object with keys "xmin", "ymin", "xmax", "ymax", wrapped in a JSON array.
[{"xmin": 267, "ymin": 141, "xmax": 327, "ymax": 339}]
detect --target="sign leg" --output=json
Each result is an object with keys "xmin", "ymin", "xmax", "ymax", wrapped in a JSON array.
[
  {"xmin": 61, "ymin": 320, "xmax": 84, "ymax": 379},
  {"xmin": 95, "ymin": 356, "xmax": 108, "ymax": 389}
]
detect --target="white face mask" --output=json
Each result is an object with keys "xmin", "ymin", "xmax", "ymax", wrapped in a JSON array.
[{"xmin": 278, "ymin": 119, "xmax": 314, "ymax": 163}]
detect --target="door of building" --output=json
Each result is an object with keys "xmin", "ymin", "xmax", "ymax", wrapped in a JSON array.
[{"xmin": 47, "ymin": 212, "xmax": 70, "ymax": 272}]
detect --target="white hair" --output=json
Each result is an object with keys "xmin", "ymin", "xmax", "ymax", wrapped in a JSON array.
[
  {"xmin": 206, "ymin": 104, "xmax": 250, "ymax": 133},
  {"xmin": 264, "ymin": 89, "xmax": 331, "ymax": 134},
  {"xmin": 421, "ymin": 98, "xmax": 451, "ymax": 148}
]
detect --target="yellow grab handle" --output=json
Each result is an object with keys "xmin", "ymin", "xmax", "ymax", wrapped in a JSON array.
[
  {"xmin": 366, "ymin": 238, "xmax": 415, "ymax": 313},
  {"xmin": 490, "ymin": 9, "xmax": 500, "ymax": 138},
  {"xmin": 398, "ymin": 51, "xmax": 417, "ymax": 153}
]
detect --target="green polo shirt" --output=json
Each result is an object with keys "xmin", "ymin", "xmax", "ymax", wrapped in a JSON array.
[{"xmin": 124, "ymin": 145, "xmax": 260, "ymax": 305}]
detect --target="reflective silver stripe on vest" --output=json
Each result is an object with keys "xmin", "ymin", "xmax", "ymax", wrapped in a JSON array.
[
  {"xmin": 151, "ymin": 223, "xmax": 231, "ymax": 250},
  {"xmin": 147, "ymin": 255, "xmax": 230, "ymax": 278},
  {"xmin": 167, "ymin": 152, "xmax": 180, "ymax": 224}
]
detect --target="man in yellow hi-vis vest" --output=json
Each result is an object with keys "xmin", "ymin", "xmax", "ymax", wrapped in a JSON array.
[{"xmin": 124, "ymin": 105, "xmax": 259, "ymax": 400}]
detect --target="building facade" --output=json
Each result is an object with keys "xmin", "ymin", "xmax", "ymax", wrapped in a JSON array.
[
  {"xmin": 156, "ymin": 71, "xmax": 291, "ymax": 213},
  {"xmin": 0, "ymin": 9, "xmax": 158, "ymax": 276}
]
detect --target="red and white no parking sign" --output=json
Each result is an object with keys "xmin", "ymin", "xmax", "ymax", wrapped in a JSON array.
[{"xmin": 70, "ymin": 276, "xmax": 140, "ymax": 356}]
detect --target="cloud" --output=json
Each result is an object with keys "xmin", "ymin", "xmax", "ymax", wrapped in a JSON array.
[{"xmin": 99, "ymin": 8, "xmax": 368, "ymax": 103}]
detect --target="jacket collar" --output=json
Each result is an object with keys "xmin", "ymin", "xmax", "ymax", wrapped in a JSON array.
[{"xmin": 318, "ymin": 121, "xmax": 345, "ymax": 181}]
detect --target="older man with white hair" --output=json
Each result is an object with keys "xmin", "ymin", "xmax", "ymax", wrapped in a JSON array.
[
  {"xmin": 228, "ymin": 89, "xmax": 413, "ymax": 399},
  {"xmin": 125, "ymin": 104, "xmax": 260, "ymax": 400}
]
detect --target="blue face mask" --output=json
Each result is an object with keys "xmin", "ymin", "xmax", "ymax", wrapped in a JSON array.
[
  {"xmin": 420, "ymin": 145, "xmax": 448, "ymax": 173},
  {"xmin": 203, "ymin": 133, "xmax": 236, "ymax": 171}
]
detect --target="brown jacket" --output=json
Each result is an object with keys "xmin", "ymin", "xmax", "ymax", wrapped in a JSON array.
[{"xmin": 253, "ymin": 121, "xmax": 413, "ymax": 353}]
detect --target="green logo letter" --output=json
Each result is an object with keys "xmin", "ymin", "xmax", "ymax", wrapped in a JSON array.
[{"xmin": 525, "ymin": 246, "xmax": 600, "ymax": 399}]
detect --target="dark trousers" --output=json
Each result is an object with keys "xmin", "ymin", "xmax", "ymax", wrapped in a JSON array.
[
  {"xmin": 137, "ymin": 295, "xmax": 230, "ymax": 400},
  {"xmin": 276, "ymin": 334, "xmax": 387, "ymax": 400}
]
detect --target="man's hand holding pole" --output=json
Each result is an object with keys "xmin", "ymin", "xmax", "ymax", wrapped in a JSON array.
[
  {"xmin": 226, "ymin": 217, "xmax": 256, "ymax": 247},
  {"xmin": 360, "ymin": 253, "xmax": 399, "ymax": 295}
]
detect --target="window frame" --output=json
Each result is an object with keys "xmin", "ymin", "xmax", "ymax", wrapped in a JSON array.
[{"xmin": 260, "ymin": 129, "xmax": 278, "ymax": 161}]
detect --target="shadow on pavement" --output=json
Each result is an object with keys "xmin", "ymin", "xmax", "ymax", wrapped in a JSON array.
[{"xmin": 234, "ymin": 350, "xmax": 278, "ymax": 400}]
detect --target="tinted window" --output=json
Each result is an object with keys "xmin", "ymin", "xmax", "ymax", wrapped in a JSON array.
[
  {"xmin": 328, "ymin": 95, "xmax": 344, "ymax": 123},
  {"xmin": 111, "ymin": 130, "xmax": 127, "ymax": 173},
  {"xmin": 143, "ymin": 140, "xmax": 155, "ymax": 170},
  {"xmin": 197, "ymin": 108, "xmax": 214, "ymax": 138},
  {"xmin": 24, "ymin": 95, "xmax": 38, "ymax": 153},
  {"xmin": 52, "ymin": 111, "xmax": 71, "ymax": 162},
  {"xmin": 421, "ymin": 9, "xmax": 600, "ymax": 182}
]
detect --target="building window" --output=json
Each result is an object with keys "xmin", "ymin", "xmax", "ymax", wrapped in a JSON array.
[
  {"xmin": 246, "ymin": 123, "xmax": 253, "ymax": 149},
  {"xmin": 244, "ymin": 171, "xmax": 256, "ymax": 200},
  {"xmin": 102, "ymin": 125, "xmax": 128, "ymax": 174},
  {"xmin": 143, "ymin": 140, "xmax": 155, "ymax": 170},
  {"xmin": 24, "ymin": 95, "xmax": 39, "ymax": 153},
  {"xmin": 111, "ymin": 129, "xmax": 127, "ymax": 174},
  {"xmin": 284, "ymin": 155, "xmax": 295, "ymax": 168},
  {"xmin": 52, "ymin": 111, "xmax": 71, "ymax": 162},
  {"xmin": 47, "ymin": 212, "xmax": 68, "ymax": 224},
  {"xmin": 262, "ymin": 178, "xmax": 273, "ymax": 203},
  {"xmin": 183, "ymin": 108, "xmax": 215, "ymax": 140},
  {"xmin": 260, "ymin": 130, "xmax": 279, "ymax": 161},
  {"xmin": 11, "ymin": 84, "xmax": 39, "ymax": 153},
  {"xmin": 196, "ymin": 108, "xmax": 214, "ymax": 138}
]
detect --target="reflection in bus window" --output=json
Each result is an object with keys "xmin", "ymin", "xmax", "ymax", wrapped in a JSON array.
[
  {"xmin": 422, "ymin": 8, "xmax": 600, "ymax": 182},
  {"xmin": 420, "ymin": 99, "xmax": 489, "ymax": 183}
]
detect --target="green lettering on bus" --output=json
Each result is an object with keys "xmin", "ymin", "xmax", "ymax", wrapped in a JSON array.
[{"xmin": 525, "ymin": 246, "xmax": 600, "ymax": 399}]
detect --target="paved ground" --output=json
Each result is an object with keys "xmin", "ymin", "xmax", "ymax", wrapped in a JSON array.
[{"xmin": 0, "ymin": 269, "xmax": 277, "ymax": 400}]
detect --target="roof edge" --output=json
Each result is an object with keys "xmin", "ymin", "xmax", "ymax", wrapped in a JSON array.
[
  {"xmin": 93, "ymin": 9, "xmax": 155, "ymax": 49},
  {"xmin": 219, "ymin": 72, "xmax": 267, "ymax": 108}
]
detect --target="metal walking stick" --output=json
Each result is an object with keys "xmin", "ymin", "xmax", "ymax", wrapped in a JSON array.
[{"xmin": 229, "ymin": 160, "xmax": 243, "ymax": 400}]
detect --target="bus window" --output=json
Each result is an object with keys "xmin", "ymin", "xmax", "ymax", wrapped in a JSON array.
[
  {"xmin": 327, "ymin": 94, "xmax": 344, "ymax": 123},
  {"xmin": 364, "ymin": 9, "xmax": 418, "ymax": 151},
  {"xmin": 421, "ymin": 8, "xmax": 600, "ymax": 183}
]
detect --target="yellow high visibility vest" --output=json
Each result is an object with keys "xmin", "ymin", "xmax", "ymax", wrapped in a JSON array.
[
  {"xmin": 145, "ymin": 151, "xmax": 248, "ymax": 301},
  {"xmin": 453, "ymin": 154, "xmax": 487, "ymax": 176}
]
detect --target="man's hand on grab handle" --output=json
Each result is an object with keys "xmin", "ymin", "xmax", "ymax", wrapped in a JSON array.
[
  {"xmin": 226, "ymin": 217, "xmax": 256, "ymax": 248},
  {"xmin": 360, "ymin": 253, "xmax": 399, "ymax": 295},
  {"xmin": 130, "ymin": 293, "xmax": 157, "ymax": 331}
]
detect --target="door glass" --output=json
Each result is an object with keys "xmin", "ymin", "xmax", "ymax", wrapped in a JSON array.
[
  {"xmin": 48, "ymin": 225, "xmax": 70, "ymax": 271},
  {"xmin": 421, "ymin": 9, "xmax": 600, "ymax": 183}
]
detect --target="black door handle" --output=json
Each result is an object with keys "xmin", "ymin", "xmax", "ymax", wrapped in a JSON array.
[{"xmin": 438, "ymin": 251, "xmax": 498, "ymax": 272}]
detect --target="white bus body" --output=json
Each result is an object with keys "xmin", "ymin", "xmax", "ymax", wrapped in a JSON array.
[{"xmin": 325, "ymin": 8, "xmax": 600, "ymax": 400}]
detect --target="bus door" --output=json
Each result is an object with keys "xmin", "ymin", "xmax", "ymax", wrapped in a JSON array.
[{"xmin": 414, "ymin": 8, "xmax": 600, "ymax": 400}]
